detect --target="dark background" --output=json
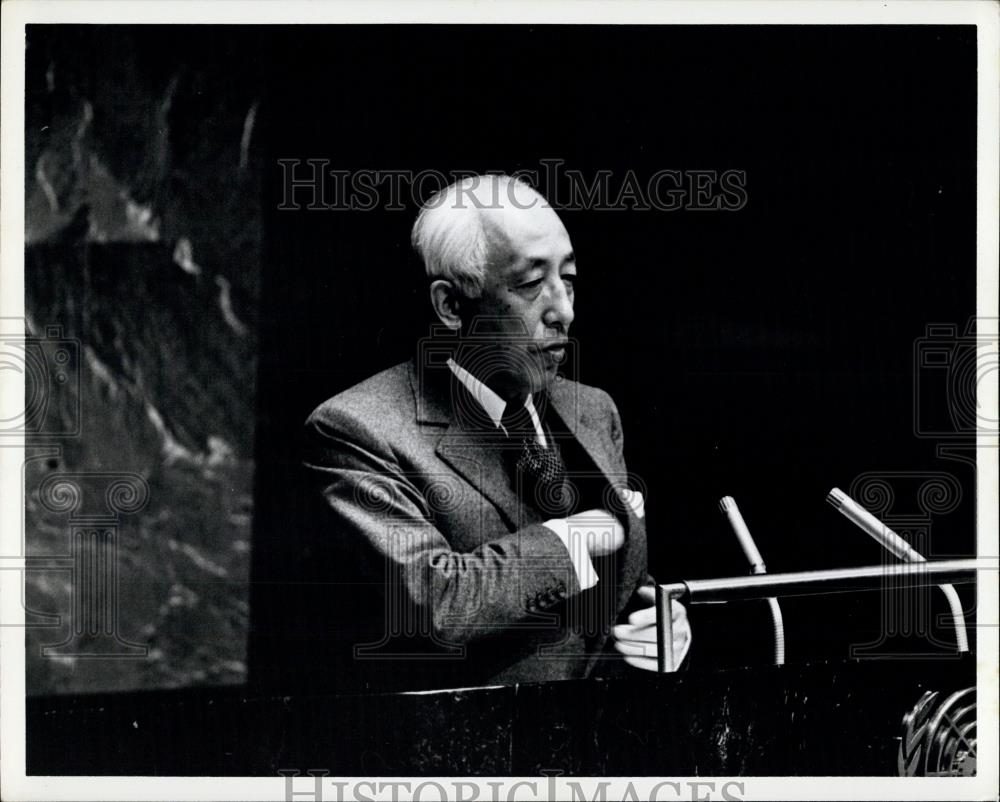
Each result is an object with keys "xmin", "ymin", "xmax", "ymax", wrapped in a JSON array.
[{"xmin": 251, "ymin": 25, "xmax": 978, "ymax": 685}]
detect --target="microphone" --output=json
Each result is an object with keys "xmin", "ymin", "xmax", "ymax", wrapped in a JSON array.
[
  {"xmin": 719, "ymin": 496, "xmax": 785, "ymax": 665},
  {"xmin": 826, "ymin": 488, "xmax": 968, "ymax": 653},
  {"xmin": 826, "ymin": 489, "xmax": 925, "ymax": 563},
  {"xmin": 720, "ymin": 495, "xmax": 766, "ymax": 572}
]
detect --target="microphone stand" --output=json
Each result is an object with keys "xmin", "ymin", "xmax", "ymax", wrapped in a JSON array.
[
  {"xmin": 827, "ymin": 488, "xmax": 969, "ymax": 653},
  {"xmin": 719, "ymin": 496, "xmax": 785, "ymax": 666},
  {"xmin": 655, "ymin": 559, "xmax": 980, "ymax": 673}
]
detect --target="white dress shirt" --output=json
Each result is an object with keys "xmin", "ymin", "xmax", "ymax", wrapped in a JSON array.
[{"xmin": 447, "ymin": 358, "xmax": 598, "ymax": 590}]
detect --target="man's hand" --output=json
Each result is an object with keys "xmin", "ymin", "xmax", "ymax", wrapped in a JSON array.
[
  {"xmin": 565, "ymin": 508, "xmax": 626, "ymax": 557},
  {"xmin": 612, "ymin": 585, "xmax": 691, "ymax": 671}
]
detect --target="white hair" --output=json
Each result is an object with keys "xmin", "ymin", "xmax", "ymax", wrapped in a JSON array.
[{"xmin": 410, "ymin": 174, "xmax": 544, "ymax": 298}]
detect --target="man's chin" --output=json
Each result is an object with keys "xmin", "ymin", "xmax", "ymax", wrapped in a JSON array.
[
  {"xmin": 529, "ymin": 366, "xmax": 559, "ymax": 395},
  {"xmin": 498, "ymin": 372, "xmax": 551, "ymax": 400}
]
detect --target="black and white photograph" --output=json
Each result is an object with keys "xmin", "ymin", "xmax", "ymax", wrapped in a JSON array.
[{"xmin": 1, "ymin": 2, "xmax": 997, "ymax": 800}]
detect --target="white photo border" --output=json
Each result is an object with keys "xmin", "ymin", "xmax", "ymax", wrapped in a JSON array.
[{"xmin": 1, "ymin": 1, "xmax": 996, "ymax": 800}]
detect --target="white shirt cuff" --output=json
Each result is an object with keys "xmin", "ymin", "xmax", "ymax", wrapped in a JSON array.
[{"xmin": 541, "ymin": 518, "xmax": 599, "ymax": 591}]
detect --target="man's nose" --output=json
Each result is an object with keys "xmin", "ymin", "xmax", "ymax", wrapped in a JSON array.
[{"xmin": 543, "ymin": 279, "xmax": 575, "ymax": 330}]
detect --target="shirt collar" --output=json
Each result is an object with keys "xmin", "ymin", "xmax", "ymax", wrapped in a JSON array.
[{"xmin": 446, "ymin": 357, "xmax": 532, "ymax": 431}]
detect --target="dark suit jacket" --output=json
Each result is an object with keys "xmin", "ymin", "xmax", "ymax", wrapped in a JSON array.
[{"xmin": 300, "ymin": 358, "xmax": 648, "ymax": 692}]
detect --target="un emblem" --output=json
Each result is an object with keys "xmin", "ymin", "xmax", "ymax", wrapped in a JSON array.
[{"xmin": 898, "ymin": 687, "xmax": 976, "ymax": 776}]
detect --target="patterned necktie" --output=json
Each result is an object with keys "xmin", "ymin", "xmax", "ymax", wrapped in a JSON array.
[{"xmin": 501, "ymin": 401, "xmax": 570, "ymax": 516}]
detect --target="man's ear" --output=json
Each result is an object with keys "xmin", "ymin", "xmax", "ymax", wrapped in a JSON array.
[{"xmin": 429, "ymin": 280, "xmax": 463, "ymax": 330}]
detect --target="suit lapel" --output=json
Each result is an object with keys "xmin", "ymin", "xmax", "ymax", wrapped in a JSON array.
[
  {"xmin": 435, "ymin": 427, "xmax": 525, "ymax": 531},
  {"xmin": 410, "ymin": 360, "xmax": 525, "ymax": 530},
  {"xmin": 546, "ymin": 380, "xmax": 631, "ymax": 531},
  {"xmin": 547, "ymin": 393, "xmax": 617, "ymax": 484}
]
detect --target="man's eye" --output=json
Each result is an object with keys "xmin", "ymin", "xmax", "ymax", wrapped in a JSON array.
[
  {"xmin": 517, "ymin": 279, "xmax": 544, "ymax": 290},
  {"xmin": 561, "ymin": 275, "xmax": 577, "ymax": 287}
]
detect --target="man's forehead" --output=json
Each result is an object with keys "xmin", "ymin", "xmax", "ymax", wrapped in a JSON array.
[{"xmin": 480, "ymin": 199, "xmax": 570, "ymax": 254}]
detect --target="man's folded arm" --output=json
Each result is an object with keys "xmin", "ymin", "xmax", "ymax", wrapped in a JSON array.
[{"xmin": 302, "ymin": 410, "xmax": 586, "ymax": 645}]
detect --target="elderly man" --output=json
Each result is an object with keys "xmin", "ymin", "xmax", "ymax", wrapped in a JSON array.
[{"xmin": 302, "ymin": 175, "xmax": 690, "ymax": 692}]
